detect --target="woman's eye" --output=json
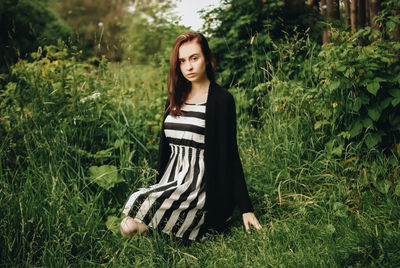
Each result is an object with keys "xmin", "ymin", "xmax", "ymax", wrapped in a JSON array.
[{"xmin": 191, "ymin": 57, "xmax": 198, "ymax": 61}]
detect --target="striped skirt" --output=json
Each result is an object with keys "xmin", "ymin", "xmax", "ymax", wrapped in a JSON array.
[{"xmin": 122, "ymin": 102, "xmax": 207, "ymax": 241}]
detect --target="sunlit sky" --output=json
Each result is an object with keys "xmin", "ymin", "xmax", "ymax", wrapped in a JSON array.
[{"xmin": 172, "ymin": 0, "xmax": 222, "ymax": 31}]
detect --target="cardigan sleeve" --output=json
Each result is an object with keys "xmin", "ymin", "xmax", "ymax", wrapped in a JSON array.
[
  {"xmin": 155, "ymin": 98, "xmax": 171, "ymax": 183},
  {"xmin": 226, "ymin": 93, "xmax": 254, "ymax": 213}
]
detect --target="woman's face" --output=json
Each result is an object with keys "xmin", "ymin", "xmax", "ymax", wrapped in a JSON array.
[{"xmin": 178, "ymin": 40, "xmax": 208, "ymax": 84}]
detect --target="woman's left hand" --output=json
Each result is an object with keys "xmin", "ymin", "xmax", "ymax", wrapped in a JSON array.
[{"xmin": 242, "ymin": 212, "xmax": 262, "ymax": 234}]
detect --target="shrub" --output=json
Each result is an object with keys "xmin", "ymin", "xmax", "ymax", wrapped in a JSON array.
[
  {"xmin": 311, "ymin": 27, "xmax": 400, "ymax": 151},
  {"xmin": 0, "ymin": 43, "xmax": 163, "ymax": 182},
  {"xmin": 0, "ymin": 0, "xmax": 72, "ymax": 71}
]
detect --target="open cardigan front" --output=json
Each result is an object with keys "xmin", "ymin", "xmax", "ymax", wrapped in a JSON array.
[{"xmin": 156, "ymin": 81, "xmax": 254, "ymax": 233}]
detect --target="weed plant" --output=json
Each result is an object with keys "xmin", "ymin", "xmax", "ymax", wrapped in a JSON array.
[{"xmin": 1, "ymin": 38, "xmax": 399, "ymax": 267}]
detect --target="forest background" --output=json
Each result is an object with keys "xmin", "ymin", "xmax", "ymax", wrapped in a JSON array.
[{"xmin": 1, "ymin": 0, "xmax": 400, "ymax": 266}]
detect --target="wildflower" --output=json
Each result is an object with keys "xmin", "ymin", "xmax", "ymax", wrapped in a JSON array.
[
  {"xmin": 332, "ymin": 102, "xmax": 338, "ymax": 108},
  {"xmin": 80, "ymin": 92, "xmax": 101, "ymax": 103}
]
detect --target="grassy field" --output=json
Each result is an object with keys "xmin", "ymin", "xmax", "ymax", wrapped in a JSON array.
[{"xmin": 1, "ymin": 45, "xmax": 399, "ymax": 267}]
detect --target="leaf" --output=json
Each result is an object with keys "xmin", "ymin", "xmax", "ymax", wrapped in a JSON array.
[
  {"xmin": 376, "ymin": 180, "xmax": 390, "ymax": 195},
  {"xmin": 314, "ymin": 120, "xmax": 329, "ymax": 130},
  {"xmin": 392, "ymin": 98, "xmax": 400, "ymax": 107},
  {"xmin": 114, "ymin": 139, "xmax": 125, "ymax": 148},
  {"xmin": 378, "ymin": 98, "xmax": 391, "ymax": 110},
  {"xmin": 332, "ymin": 145, "xmax": 343, "ymax": 156},
  {"xmin": 364, "ymin": 132, "xmax": 382, "ymax": 148},
  {"xmin": 361, "ymin": 117, "xmax": 373, "ymax": 128},
  {"xmin": 360, "ymin": 168, "xmax": 369, "ymax": 186},
  {"xmin": 387, "ymin": 21, "xmax": 396, "ymax": 31},
  {"xmin": 88, "ymin": 165, "xmax": 125, "ymax": 190},
  {"xmin": 5, "ymin": 82, "xmax": 16, "ymax": 91},
  {"xmin": 367, "ymin": 107, "xmax": 381, "ymax": 121},
  {"xmin": 336, "ymin": 65, "xmax": 346, "ymax": 72},
  {"xmin": 349, "ymin": 120, "xmax": 363, "ymax": 137},
  {"xmin": 338, "ymin": 131, "xmax": 351, "ymax": 139},
  {"xmin": 388, "ymin": 155, "xmax": 398, "ymax": 166},
  {"xmin": 326, "ymin": 224, "xmax": 336, "ymax": 235},
  {"xmin": 94, "ymin": 148, "xmax": 113, "ymax": 158},
  {"xmin": 329, "ymin": 80, "xmax": 341, "ymax": 91},
  {"xmin": 333, "ymin": 202, "xmax": 348, "ymax": 217},
  {"xmin": 395, "ymin": 184, "xmax": 400, "ymax": 197},
  {"xmin": 106, "ymin": 215, "xmax": 123, "ymax": 235},
  {"xmin": 353, "ymin": 98, "xmax": 362, "ymax": 111},
  {"xmin": 359, "ymin": 93, "xmax": 370, "ymax": 105},
  {"xmin": 366, "ymin": 82, "xmax": 380, "ymax": 96},
  {"xmin": 388, "ymin": 88, "xmax": 400, "ymax": 98}
]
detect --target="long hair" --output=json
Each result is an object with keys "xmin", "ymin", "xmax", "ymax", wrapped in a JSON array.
[{"xmin": 167, "ymin": 32, "xmax": 216, "ymax": 116}]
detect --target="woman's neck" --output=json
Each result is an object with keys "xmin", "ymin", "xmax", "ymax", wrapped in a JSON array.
[
  {"xmin": 186, "ymin": 79, "xmax": 210, "ymax": 104},
  {"xmin": 190, "ymin": 79, "xmax": 210, "ymax": 94}
]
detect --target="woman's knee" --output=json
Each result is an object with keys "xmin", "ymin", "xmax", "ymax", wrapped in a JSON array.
[
  {"xmin": 120, "ymin": 216, "xmax": 136, "ymax": 235},
  {"xmin": 120, "ymin": 216, "xmax": 149, "ymax": 236}
]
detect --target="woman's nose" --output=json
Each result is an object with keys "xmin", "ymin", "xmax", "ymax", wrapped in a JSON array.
[{"xmin": 185, "ymin": 61, "xmax": 193, "ymax": 70}]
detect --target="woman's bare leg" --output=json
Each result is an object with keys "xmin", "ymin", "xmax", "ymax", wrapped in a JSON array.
[{"xmin": 120, "ymin": 216, "xmax": 149, "ymax": 237}]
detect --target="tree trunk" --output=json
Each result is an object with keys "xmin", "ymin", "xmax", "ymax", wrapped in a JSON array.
[
  {"xmin": 369, "ymin": 0, "xmax": 381, "ymax": 30},
  {"xmin": 365, "ymin": 0, "xmax": 370, "ymax": 27},
  {"xmin": 345, "ymin": 0, "xmax": 351, "ymax": 29},
  {"xmin": 351, "ymin": 0, "xmax": 358, "ymax": 32},
  {"xmin": 321, "ymin": 0, "xmax": 340, "ymax": 42},
  {"xmin": 327, "ymin": 0, "xmax": 340, "ymax": 19},
  {"xmin": 321, "ymin": 0, "xmax": 329, "ymax": 43},
  {"xmin": 357, "ymin": 0, "xmax": 366, "ymax": 28},
  {"xmin": 392, "ymin": 10, "xmax": 400, "ymax": 40}
]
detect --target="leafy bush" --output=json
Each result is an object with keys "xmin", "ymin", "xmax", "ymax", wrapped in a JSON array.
[
  {"xmin": 0, "ymin": 0, "xmax": 72, "ymax": 71},
  {"xmin": 311, "ymin": 28, "xmax": 400, "ymax": 151},
  {"xmin": 202, "ymin": 0, "xmax": 323, "ymax": 88},
  {"xmin": 0, "ymin": 43, "xmax": 164, "ymax": 183}
]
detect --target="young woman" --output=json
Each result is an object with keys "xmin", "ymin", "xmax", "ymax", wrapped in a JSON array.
[{"xmin": 120, "ymin": 32, "xmax": 261, "ymax": 241}]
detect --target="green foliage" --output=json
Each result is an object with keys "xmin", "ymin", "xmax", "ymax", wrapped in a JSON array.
[
  {"xmin": 376, "ymin": 0, "xmax": 400, "ymax": 39},
  {"xmin": 51, "ymin": 0, "xmax": 130, "ymax": 61},
  {"xmin": 0, "ymin": 43, "xmax": 166, "ymax": 188},
  {"xmin": 201, "ymin": 0, "xmax": 323, "ymax": 88},
  {"xmin": 311, "ymin": 27, "xmax": 400, "ymax": 150},
  {"xmin": 119, "ymin": 0, "xmax": 191, "ymax": 66},
  {"xmin": 0, "ymin": 42, "xmax": 168, "ymax": 265},
  {"xmin": 1, "ymin": 2, "xmax": 400, "ymax": 266},
  {"xmin": 87, "ymin": 165, "xmax": 125, "ymax": 190},
  {"xmin": 0, "ymin": 0, "xmax": 72, "ymax": 71},
  {"xmin": 231, "ymin": 84, "xmax": 400, "ymax": 267},
  {"xmin": 120, "ymin": 12, "xmax": 188, "ymax": 65},
  {"xmin": 50, "ymin": 0, "xmax": 183, "ymax": 62},
  {"xmin": 0, "ymin": 40, "xmax": 400, "ymax": 266}
]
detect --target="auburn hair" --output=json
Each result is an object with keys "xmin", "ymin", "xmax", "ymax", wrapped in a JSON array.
[{"xmin": 167, "ymin": 32, "xmax": 216, "ymax": 116}]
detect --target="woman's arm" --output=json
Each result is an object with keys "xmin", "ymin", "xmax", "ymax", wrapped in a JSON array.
[
  {"xmin": 226, "ymin": 93, "xmax": 253, "ymax": 212},
  {"xmin": 226, "ymin": 93, "xmax": 262, "ymax": 233}
]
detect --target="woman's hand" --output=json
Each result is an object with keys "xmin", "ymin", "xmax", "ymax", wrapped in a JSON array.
[{"xmin": 242, "ymin": 212, "xmax": 262, "ymax": 233}]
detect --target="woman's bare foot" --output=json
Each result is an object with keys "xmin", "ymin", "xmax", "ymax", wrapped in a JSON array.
[{"xmin": 120, "ymin": 216, "xmax": 149, "ymax": 237}]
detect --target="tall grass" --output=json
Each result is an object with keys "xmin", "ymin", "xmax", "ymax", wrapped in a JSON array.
[{"xmin": 1, "ymin": 43, "xmax": 399, "ymax": 267}]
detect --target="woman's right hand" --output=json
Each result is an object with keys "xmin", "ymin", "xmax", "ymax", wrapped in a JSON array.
[{"xmin": 242, "ymin": 212, "xmax": 262, "ymax": 234}]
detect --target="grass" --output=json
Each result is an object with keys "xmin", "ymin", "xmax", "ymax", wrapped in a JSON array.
[{"xmin": 1, "ymin": 47, "xmax": 399, "ymax": 267}]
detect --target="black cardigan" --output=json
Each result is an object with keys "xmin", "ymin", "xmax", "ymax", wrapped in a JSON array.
[{"xmin": 156, "ymin": 82, "xmax": 254, "ymax": 233}]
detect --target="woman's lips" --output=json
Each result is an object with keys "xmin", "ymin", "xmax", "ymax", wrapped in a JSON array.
[{"xmin": 187, "ymin": 73, "xmax": 196, "ymax": 77}]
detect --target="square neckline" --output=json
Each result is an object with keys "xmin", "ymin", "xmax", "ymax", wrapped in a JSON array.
[{"xmin": 184, "ymin": 101, "xmax": 207, "ymax": 105}]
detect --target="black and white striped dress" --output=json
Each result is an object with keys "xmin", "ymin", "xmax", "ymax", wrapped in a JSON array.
[{"xmin": 122, "ymin": 102, "xmax": 207, "ymax": 241}]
